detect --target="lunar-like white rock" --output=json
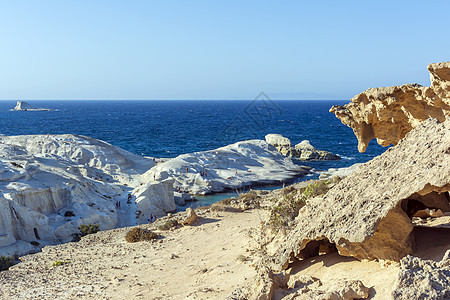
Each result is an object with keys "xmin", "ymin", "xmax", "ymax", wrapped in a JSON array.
[
  {"xmin": 142, "ymin": 139, "xmax": 310, "ymax": 195},
  {"xmin": 0, "ymin": 134, "xmax": 170, "ymax": 257}
]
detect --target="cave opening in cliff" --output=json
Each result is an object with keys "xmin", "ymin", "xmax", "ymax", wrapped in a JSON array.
[
  {"xmin": 298, "ymin": 238, "xmax": 338, "ymax": 260},
  {"xmin": 401, "ymin": 191, "xmax": 450, "ymax": 219},
  {"xmin": 285, "ymin": 238, "xmax": 345, "ymax": 272},
  {"xmin": 400, "ymin": 191, "xmax": 450, "ymax": 261}
]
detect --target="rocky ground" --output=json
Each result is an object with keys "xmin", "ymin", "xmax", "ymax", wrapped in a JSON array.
[
  {"xmin": 0, "ymin": 206, "xmax": 266, "ymax": 299},
  {"xmin": 1, "ymin": 182, "xmax": 448, "ymax": 299}
]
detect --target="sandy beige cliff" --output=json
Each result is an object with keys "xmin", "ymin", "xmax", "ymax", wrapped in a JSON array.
[{"xmin": 330, "ymin": 62, "xmax": 450, "ymax": 152}]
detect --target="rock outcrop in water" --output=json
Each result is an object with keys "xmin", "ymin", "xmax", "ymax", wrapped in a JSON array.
[
  {"xmin": 143, "ymin": 139, "xmax": 310, "ymax": 195},
  {"xmin": 274, "ymin": 118, "xmax": 450, "ymax": 269},
  {"xmin": 12, "ymin": 101, "xmax": 53, "ymax": 111},
  {"xmin": 0, "ymin": 134, "xmax": 176, "ymax": 256},
  {"xmin": 265, "ymin": 134, "xmax": 340, "ymax": 160},
  {"xmin": 330, "ymin": 62, "xmax": 450, "ymax": 152}
]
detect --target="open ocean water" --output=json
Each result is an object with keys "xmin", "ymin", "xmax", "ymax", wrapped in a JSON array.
[{"xmin": 0, "ymin": 99, "xmax": 386, "ymax": 206}]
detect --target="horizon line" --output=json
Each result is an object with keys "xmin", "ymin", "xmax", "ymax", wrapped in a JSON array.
[{"xmin": 0, "ymin": 98, "xmax": 348, "ymax": 101}]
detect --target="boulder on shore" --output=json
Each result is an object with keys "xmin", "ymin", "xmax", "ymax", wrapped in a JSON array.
[
  {"xmin": 264, "ymin": 134, "xmax": 340, "ymax": 160},
  {"xmin": 330, "ymin": 62, "xmax": 450, "ymax": 152}
]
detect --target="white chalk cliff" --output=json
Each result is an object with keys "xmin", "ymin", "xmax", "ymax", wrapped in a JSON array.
[
  {"xmin": 0, "ymin": 134, "xmax": 176, "ymax": 256},
  {"xmin": 142, "ymin": 139, "xmax": 310, "ymax": 195}
]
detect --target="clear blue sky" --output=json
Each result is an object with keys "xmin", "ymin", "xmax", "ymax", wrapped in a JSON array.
[{"xmin": 0, "ymin": 0, "xmax": 449, "ymax": 100}]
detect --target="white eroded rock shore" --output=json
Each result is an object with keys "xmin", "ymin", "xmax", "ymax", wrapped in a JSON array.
[
  {"xmin": 142, "ymin": 139, "xmax": 310, "ymax": 195},
  {"xmin": 0, "ymin": 134, "xmax": 164, "ymax": 256},
  {"xmin": 2, "ymin": 185, "xmax": 447, "ymax": 299},
  {"xmin": 0, "ymin": 135, "xmax": 311, "ymax": 257}
]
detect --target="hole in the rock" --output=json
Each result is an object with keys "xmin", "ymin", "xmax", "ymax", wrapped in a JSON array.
[
  {"xmin": 411, "ymin": 226, "xmax": 450, "ymax": 261},
  {"xmin": 404, "ymin": 199, "xmax": 432, "ymax": 218},
  {"xmin": 401, "ymin": 192, "xmax": 449, "ymax": 218},
  {"xmin": 297, "ymin": 238, "xmax": 338, "ymax": 260}
]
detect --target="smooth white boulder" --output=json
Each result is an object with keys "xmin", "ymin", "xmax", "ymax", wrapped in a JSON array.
[{"xmin": 142, "ymin": 140, "xmax": 309, "ymax": 195}]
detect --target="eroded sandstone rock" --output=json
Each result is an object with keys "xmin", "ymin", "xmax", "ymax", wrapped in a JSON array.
[
  {"xmin": 274, "ymin": 118, "xmax": 450, "ymax": 268},
  {"xmin": 182, "ymin": 208, "xmax": 198, "ymax": 225},
  {"xmin": 392, "ymin": 250, "xmax": 450, "ymax": 299},
  {"xmin": 330, "ymin": 62, "xmax": 450, "ymax": 152}
]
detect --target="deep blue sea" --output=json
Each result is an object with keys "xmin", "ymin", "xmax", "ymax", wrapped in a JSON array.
[
  {"xmin": 0, "ymin": 100, "xmax": 388, "ymax": 207},
  {"xmin": 0, "ymin": 100, "xmax": 386, "ymax": 172}
]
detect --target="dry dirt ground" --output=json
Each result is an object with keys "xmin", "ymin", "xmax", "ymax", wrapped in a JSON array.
[
  {"xmin": 1, "ymin": 207, "xmax": 448, "ymax": 299},
  {"xmin": 0, "ymin": 209, "xmax": 267, "ymax": 299}
]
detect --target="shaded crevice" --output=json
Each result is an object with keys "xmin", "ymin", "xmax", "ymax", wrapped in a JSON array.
[
  {"xmin": 401, "ymin": 191, "xmax": 450, "ymax": 219},
  {"xmin": 297, "ymin": 238, "xmax": 338, "ymax": 260}
]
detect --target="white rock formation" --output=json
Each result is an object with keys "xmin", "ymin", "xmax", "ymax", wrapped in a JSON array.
[
  {"xmin": 0, "ymin": 134, "xmax": 174, "ymax": 257},
  {"xmin": 265, "ymin": 134, "xmax": 340, "ymax": 160},
  {"xmin": 12, "ymin": 101, "xmax": 53, "ymax": 111},
  {"xmin": 293, "ymin": 140, "xmax": 341, "ymax": 160},
  {"xmin": 265, "ymin": 134, "xmax": 292, "ymax": 149},
  {"xmin": 133, "ymin": 178, "xmax": 176, "ymax": 221},
  {"xmin": 173, "ymin": 192, "xmax": 196, "ymax": 206},
  {"xmin": 142, "ymin": 139, "xmax": 309, "ymax": 195}
]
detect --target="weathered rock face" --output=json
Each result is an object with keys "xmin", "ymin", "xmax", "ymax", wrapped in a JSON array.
[
  {"xmin": 392, "ymin": 251, "xmax": 450, "ymax": 299},
  {"xmin": 318, "ymin": 163, "xmax": 363, "ymax": 180},
  {"xmin": 182, "ymin": 208, "xmax": 198, "ymax": 225},
  {"xmin": 264, "ymin": 134, "xmax": 340, "ymax": 161},
  {"xmin": 330, "ymin": 62, "xmax": 450, "ymax": 152},
  {"xmin": 289, "ymin": 278, "xmax": 370, "ymax": 300},
  {"xmin": 274, "ymin": 118, "xmax": 450, "ymax": 269},
  {"xmin": 133, "ymin": 178, "xmax": 175, "ymax": 220}
]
